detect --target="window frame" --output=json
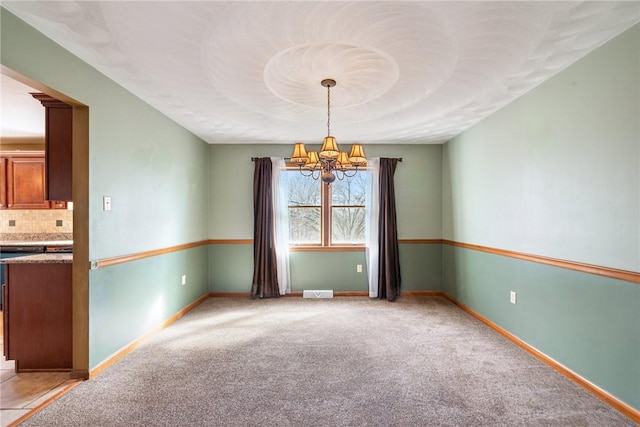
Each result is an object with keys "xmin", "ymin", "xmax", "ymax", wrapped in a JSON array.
[{"xmin": 286, "ymin": 164, "xmax": 367, "ymax": 251}]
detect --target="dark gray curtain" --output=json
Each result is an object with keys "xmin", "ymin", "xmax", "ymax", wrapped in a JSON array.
[
  {"xmin": 378, "ymin": 158, "xmax": 401, "ymax": 301},
  {"xmin": 251, "ymin": 158, "xmax": 280, "ymax": 298}
]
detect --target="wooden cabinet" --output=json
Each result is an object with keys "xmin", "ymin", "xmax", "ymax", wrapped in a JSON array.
[
  {"xmin": 3, "ymin": 263, "xmax": 72, "ymax": 371},
  {"xmin": 2, "ymin": 282, "xmax": 8, "ymax": 358},
  {"xmin": 6, "ymin": 157, "xmax": 50, "ymax": 209},
  {"xmin": 32, "ymin": 94, "xmax": 73, "ymax": 201},
  {"xmin": 0, "ymin": 157, "xmax": 6, "ymax": 209},
  {"xmin": 0, "ymin": 153, "xmax": 67, "ymax": 209}
]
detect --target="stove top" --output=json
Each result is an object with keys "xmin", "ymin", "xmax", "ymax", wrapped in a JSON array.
[{"xmin": 45, "ymin": 246, "xmax": 73, "ymax": 253}]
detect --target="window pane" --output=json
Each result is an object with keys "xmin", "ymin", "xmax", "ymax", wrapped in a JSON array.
[
  {"xmin": 287, "ymin": 171, "xmax": 321, "ymax": 206},
  {"xmin": 332, "ymin": 207, "xmax": 365, "ymax": 243},
  {"xmin": 289, "ymin": 207, "xmax": 321, "ymax": 244},
  {"xmin": 332, "ymin": 172, "xmax": 367, "ymax": 206}
]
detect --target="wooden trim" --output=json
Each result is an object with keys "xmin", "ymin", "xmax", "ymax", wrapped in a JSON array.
[
  {"xmin": 210, "ymin": 292, "xmax": 251, "ymax": 298},
  {"xmin": 212, "ymin": 291, "xmax": 444, "ymax": 298},
  {"xmin": 284, "ymin": 292, "xmax": 303, "ymax": 297},
  {"xmin": 208, "ymin": 239, "xmax": 253, "ymax": 245},
  {"xmin": 208, "ymin": 238, "xmax": 445, "ymax": 247},
  {"xmin": 0, "ymin": 150, "xmax": 45, "ymax": 157},
  {"xmin": 95, "ymin": 240, "xmax": 210, "ymax": 269},
  {"xmin": 1, "ymin": 66, "xmax": 84, "ymax": 106},
  {"xmin": 290, "ymin": 245, "xmax": 365, "ymax": 252},
  {"xmin": 95, "ymin": 237, "xmax": 639, "ymax": 286},
  {"xmin": 211, "ymin": 291, "xmax": 372, "ymax": 297},
  {"xmin": 322, "ymin": 182, "xmax": 330, "ymax": 246},
  {"xmin": 442, "ymin": 240, "xmax": 640, "ymax": 285},
  {"xmin": 70, "ymin": 369, "xmax": 89, "ymax": 380},
  {"xmin": 72, "ymin": 104, "xmax": 90, "ymax": 380},
  {"xmin": 89, "ymin": 293, "xmax": 210, "ymax": 379},
  {"xmin": 31, "ymin": 93, "xmax": 72, "ymax": 108},
  {"xmin": 403, "ymin": 290, "xmax": 446, "ymax": 297},
  {"xmin": 442, "ymin": 293, "xmax": 640, "ymax": 423},
  {"xmin": 334, "ymin": 291, "xmax": 368, "ymax": 296},
  {"xmin": 0, "ymin": 137, "xmax": 45, "ymax": 151}
]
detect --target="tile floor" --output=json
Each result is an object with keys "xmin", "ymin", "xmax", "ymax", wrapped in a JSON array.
[{"xmin": 0, "ymin": 312, "xmax": 79, "ymax": 427}]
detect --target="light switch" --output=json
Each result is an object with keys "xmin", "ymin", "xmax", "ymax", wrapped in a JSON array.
[{"xmin": 103, "ymin": 196, "xmax": 112, "ymax": 211}]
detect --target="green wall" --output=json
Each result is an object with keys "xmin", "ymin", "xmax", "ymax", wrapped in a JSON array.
[
  {"xmin": 208, "ymin": 143, "xmax": 443, "ymax": 293},
  {"xmin": 442, "ymin": 25, "xmax": 640, "ymax": 410},
  {"xmin": 208, "ymin": 144, "xmax": 442, "ymax": 239},
  {"xmin": 442, "ymin": 25, "xmax": 639, "ymax": 272},
  {"xmin": 209, "ymin": 243, "xmax": 443, "ymax": 293},
  {"xmin": 89, "ymin": 247, "xmax": 209, "ymax": 368},
  {"xmin": 442, "ymin": 246, "xmax": 639, "ymax": 411},
  {"xmin": 2, "ymin": 9, "xmax": 211, "ymax": 370}
]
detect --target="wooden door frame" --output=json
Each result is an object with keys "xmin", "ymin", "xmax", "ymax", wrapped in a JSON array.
[{"xmin": 2, "ymin": 66, "xmax": 90, "ymax": 379}]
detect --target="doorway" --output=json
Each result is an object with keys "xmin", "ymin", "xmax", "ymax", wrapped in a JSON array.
[{"xmin": 1, "ymin": 66, "xmax": 90, "ymax": 379}]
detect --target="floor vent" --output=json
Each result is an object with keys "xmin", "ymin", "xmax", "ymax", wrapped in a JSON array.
[{"xmin": 303, "ymin": 290, "xmax": 334, "ymax": 299}]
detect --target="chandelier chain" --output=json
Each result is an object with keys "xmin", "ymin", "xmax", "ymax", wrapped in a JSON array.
[
  {"xmin": 289, "ymin": 78, "xmax": 367, "ymax": 185},
  {"xmin": 327, "ymin": 83, "xmax": 331, "ymax": 137}
]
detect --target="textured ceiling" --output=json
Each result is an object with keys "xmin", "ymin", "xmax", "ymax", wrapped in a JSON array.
[{"xmin": 3, "ymin": 1, "xmax": 639, "ymax": 145}]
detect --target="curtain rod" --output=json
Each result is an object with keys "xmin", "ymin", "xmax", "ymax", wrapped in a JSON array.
[{"xmin": 251, "ymin": 157, "xmax": 403, "ymax": 162}]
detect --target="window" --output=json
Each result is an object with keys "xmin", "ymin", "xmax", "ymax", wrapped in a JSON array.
[{"xmin": 285, "ymin": 169, "xmax": 368, "ymax": 247}]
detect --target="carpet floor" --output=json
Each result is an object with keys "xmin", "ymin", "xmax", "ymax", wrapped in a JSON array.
[{"xmin": 20, "ymin": 296, "xmax": 637, "ymax": 426}]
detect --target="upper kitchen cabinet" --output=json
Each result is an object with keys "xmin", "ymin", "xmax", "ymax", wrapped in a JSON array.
[
  {"xmin": 6, "ymin": 156, "xmax": 50, "ymax": 209},
  {"xmin": 0, "ymin": 158, "xmax": 6, "ymax": 208},
  {"xmin": 31, "ymin": 94, "xmax": 72, "ymax": 201},
  {"xmin": 0, "ymin": 153, "xmax": 67, "ymax": 209}
]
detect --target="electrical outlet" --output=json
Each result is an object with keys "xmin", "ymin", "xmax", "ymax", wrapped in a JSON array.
[
  {"xmin": 356, "ymin": 264, "xmax": 362, "ymax": 273},
  {"xmin": 181, "ymin": 274, "xmax": 187, "ymax": 285},
  {"xmin": 510, "ymin": 291, "xmax": 517, "ymax": 304}
]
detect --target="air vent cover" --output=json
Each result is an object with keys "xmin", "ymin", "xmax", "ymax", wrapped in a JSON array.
[{"xmin": 303, "ymin": 290, "xmax": 333, "ymax": 299}]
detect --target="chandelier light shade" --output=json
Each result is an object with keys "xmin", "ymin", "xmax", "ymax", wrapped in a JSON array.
[
  {"xmin": 291, "ymin": 79, "xmax": 367, "ymax": 184},
  {"xmin": 348, "ymin": 144, "xmax": 367, "ymax": 166},
  {"xmin": 306, "ymin": 151, "xmax": 321, "ymax": 169},
  {"xmin": 290, "ymin": 143, "xmax": 308, "ymax": 165},
  {"xmin": 319, "ymin": 136, "xmax": 339, "ymax": 159}
]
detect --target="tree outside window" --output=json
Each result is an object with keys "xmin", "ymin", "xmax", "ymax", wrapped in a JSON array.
[
  {"xmin": 286, "ymin": 172, "xmax": 321, "ymax": 244},
  {"xmin": 286, "ymin": 169, "xmax": 367, "ymax": 246}
]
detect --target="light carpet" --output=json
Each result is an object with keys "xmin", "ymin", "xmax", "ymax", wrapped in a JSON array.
[{"xmin": 20, "ymin": 296, "xmax": 637, "ymax": 426}]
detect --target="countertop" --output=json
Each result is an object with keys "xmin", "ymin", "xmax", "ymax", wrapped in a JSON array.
[
  {"xmin": 0, "ymin": 240, "xmax": 73, "ymax": 247},
  {"xmin": 0, "ymin": 253, "xmax": 72, "ymax": 264}
]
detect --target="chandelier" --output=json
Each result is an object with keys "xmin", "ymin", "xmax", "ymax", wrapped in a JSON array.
[{"xmin": 290, "ymin": 79, "xmax": 367, "ymax": 185}]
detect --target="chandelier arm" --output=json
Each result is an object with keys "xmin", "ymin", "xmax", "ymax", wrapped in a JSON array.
[
  {"xmin": 341, "ymin": 168, "xmax": 358, "ymax": 178},
  {"xmin": 298, "ymin": 166, "xmax": 315, "ymax": 178}
]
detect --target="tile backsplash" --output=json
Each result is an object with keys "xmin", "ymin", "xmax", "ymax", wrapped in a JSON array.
[{"xmin": 0, "ymin": 209, "xmax": 73, "ymax": 234}]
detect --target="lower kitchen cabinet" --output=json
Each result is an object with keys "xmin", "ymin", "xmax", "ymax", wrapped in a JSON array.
[{"xmin": 3, "ymin": 263, "xmax": 72, "ymax": 371}]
